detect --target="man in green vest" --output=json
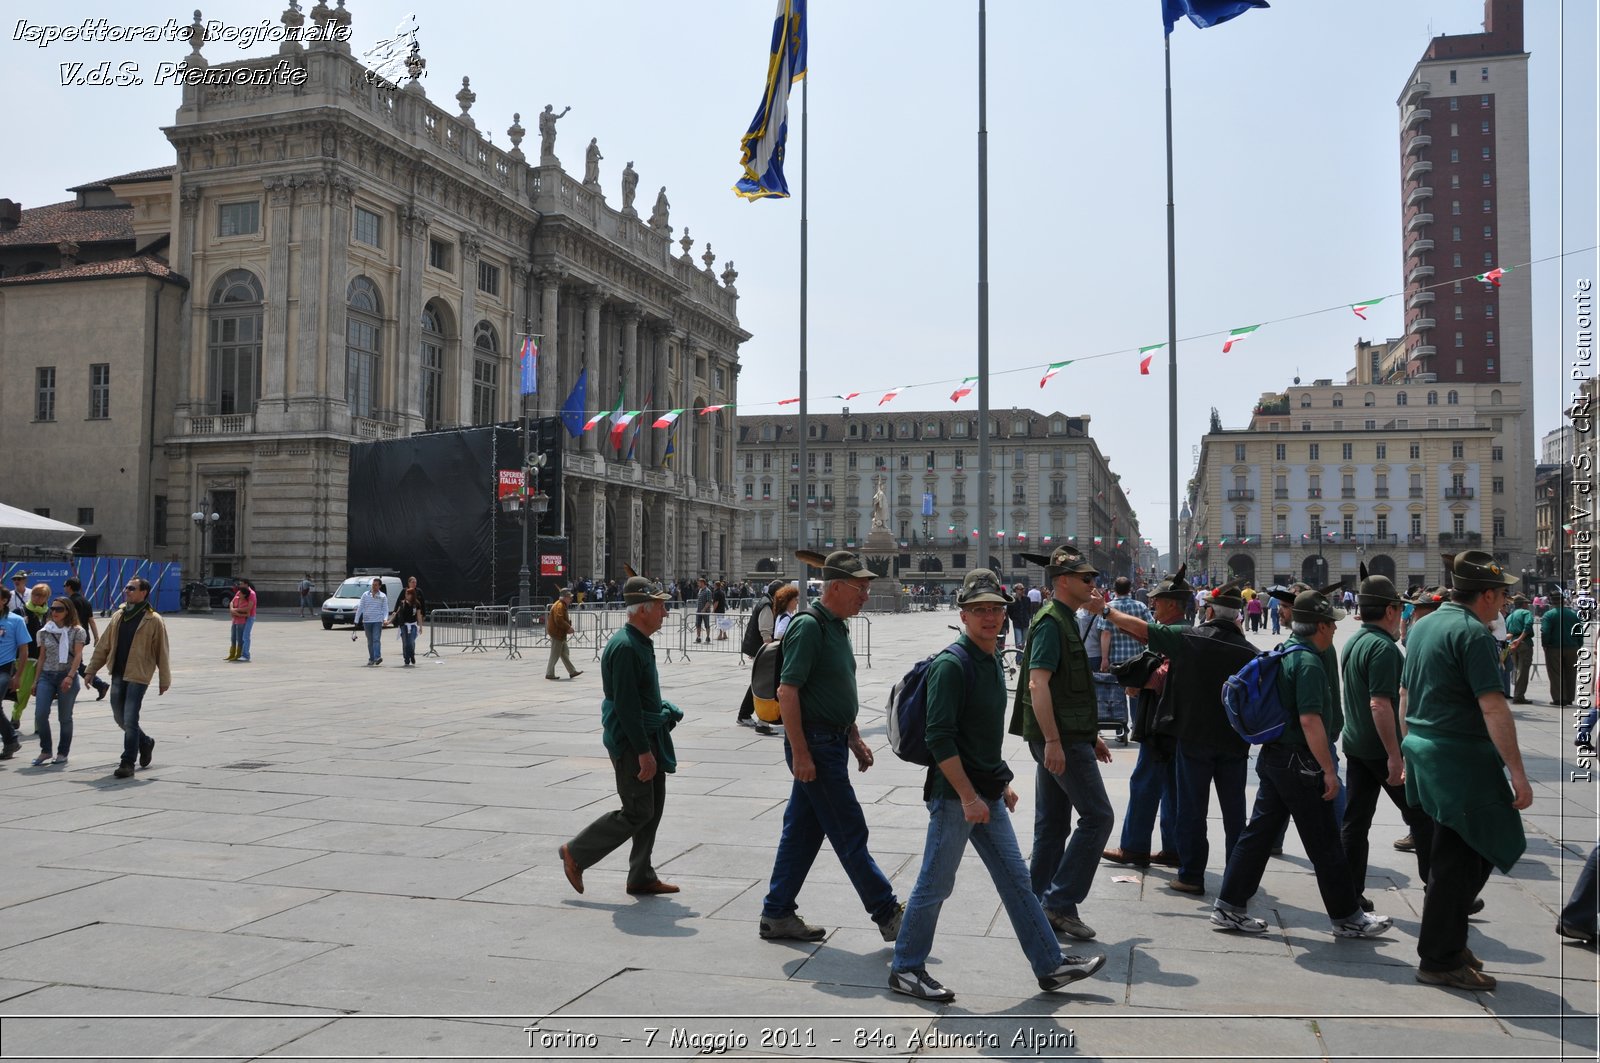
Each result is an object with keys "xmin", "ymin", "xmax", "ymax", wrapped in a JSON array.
[
  {"xmin": 1009, "ymin": 545, "xmax": 1113, "ymax": 942},
  {"xmin": 1503, "ymin": 593, "xmax": 1535, "ymax": 704},
  {"xmin": 1402, "ymin": 551, "xmax": 1532, "ymax": 992},
  {"xmin": 1539, "ymin": 589, "xmax": 1582, "ymax": 706}
]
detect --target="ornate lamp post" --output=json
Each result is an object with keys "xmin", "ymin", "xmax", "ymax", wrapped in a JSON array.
[{"xmin": 189, "ymin": 504, "xmax": 220, "ymax": 613}]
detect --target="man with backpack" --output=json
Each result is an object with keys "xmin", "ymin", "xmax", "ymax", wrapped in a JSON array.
[
  {"xmin": 1210, "ymin": 584, "xmax": 1394, "ymax": 939},
  {"xmin": 1097, "ymin": 572, "xmax": 1175, "ymax": 870},
  {"xmin": 1102, "ymin": 573, "xmax": 1257, "ymax": 896},
  {"xmin": 887, "ymin": 570, "xmax": 1106, "ymax": 1002},
  {"xmin": 759, "ymin": 550, "xmax": 904, "ymax": 944},
  {"xmin": 1009, "ymin": 545, "xmax": 1113, "ymax": 942},
  {"xmin": 736, "ymin": 580, "xmax": 784, "ymax": 732},
  {"xmin": 1402, "ymin": 551, "xmax": 1531, "ymax": 992}
]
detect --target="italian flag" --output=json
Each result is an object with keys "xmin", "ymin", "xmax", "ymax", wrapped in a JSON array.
[
  {"xmin": 836, "ymin": 391, "xmax": 860, "ymax": 401},
  {"xmin": 609, "ymin": 411, "xmax": 640, "ymax": 448},
  {"xmin": 1139, "ymin": 354, "xmax": 1154, "ymax": 375},
  {"xmin": 700, "ymin": 403, "xmax": 731, "ymax": 415},
  {"xmin": 1477, "ymin": 267, "xmax": 1508, "ymax": 287},
  {"xmin": 1350, "ymin": 298, "xmax": 1383, "ymax": 320},
  {"xmin": 652, "ymin": 409, "xmax": 684, "ymax": 428},
  {"xmin": 1222, "ymin": 325, "xmax": 1260, "ymax": 353},
  {"xmin": 878, "ymin": 385, "xmax": 907, "ymax": 406},
  {"xmin": 950, "ymin": 376, "xmax": 977, "ymax": 403},
  {"xmin": 1039, "ymin": 361, "xmax": 1072, "ymax": 388},
  {"xmin": 582, "ymin": 411, "xmax": 609, "ymax": 431},
  {"xmin": 777, "ymin": 397, "xmax": 800, "ymax": 406}
]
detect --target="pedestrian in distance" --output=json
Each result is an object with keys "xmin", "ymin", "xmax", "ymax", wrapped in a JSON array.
[
  {"xmin": 355, "ymin": 577, "xmax": 389, "ymax": 666},
  {"xmin": 388, "ymin": 585, "xmax": 425, "ymax": 667},
  {"xmin": 298, "ymin": 573, "xmax": 315, "ymax": 618},
  {"xmin": 1539, "ymin": 589, "xmax": 1581, "ymax": 706},
  {"xmin": 889, "ymin": 570, "xmax": 1107, "ymax": 1003},
  {"xmin": 31, "ymin": 596, "xmax": 87, "ymax": 767},
  {"xmin": 225, "ymin": 580, "xmax": 250, "ymax": 662},
  {"xmin": 693, "ymin": 577, "xmax": 713, "ymax": 643},
  {"xmin": 735, "ymin": 580, "xmax": 784, "ymax": 728},
  {"xmin": 1504, "ymin": 593, "xmax": 1535, "ymax": 703},
  {"xmin": 85, "ymin": 577, "xmax": 170, "ymax": 780},
  {"xmin": 1097, "ymin": 573, "xmax": 1175, "ymax": 871},
  {"xmin": 544, "ymin": 587, "xmax": 583, "ymax": 681},
  {"xmin": 62, "ymin": 577, "xmax": 110, "ymax": 701},
  {"xmin": 0, "ymin": 587, "xmax": 27, "ymax": 759},
  {"xmin": 559, "ymin": 574, "xmax": 682, "ymax": 897}
]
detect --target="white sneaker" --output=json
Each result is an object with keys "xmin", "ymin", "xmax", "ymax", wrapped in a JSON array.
[
  {"xmin": 1210, "ymin": 906, "xmax": 1269, "ymax": 933},
  {"xmin": 1038, "ymin": 953, "xmax": 1106, "ymax": 990},
  {"xmin": 1332, "ymin": 911, "xmax": 1394, "ymax": 938},
  {"xmin": 889, "ymin": 967, "xmax": 955, "ymax": 1002}
]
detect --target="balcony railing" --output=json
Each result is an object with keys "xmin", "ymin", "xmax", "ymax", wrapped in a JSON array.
[
  {"xmin": 1405, "ymin": 158, "xmax": 1433, "ymax": 183},
  {"xmin": 1404, "ymin": 134, "xmax": 1432, "ymax": 156},
  {"xmin": 1407, "ymin": 533, "xmax": 1428, "ymax": 546},
  {"xmin": 1405, "ymin": 214, "xmax": 1434, "ymax": 235},
  {"xmin": 1439, "ymin": 531, "xmax": 1483, "ymax": 546},
  {"xmin": 1444, "ymin": 487, "xmax": 1476, "ymax": 499},
  {"xmin": 1341, "ymin": 488, "xmax": 1357, "ymax": 498},
  {"xmin": 1375, "ymin": 487, "xmax": 1390, "ymax": 498},
  {"xmin": 1307, "ymin": 487, "xmax": 1323, "ymax": 498},
  {"xmin": 1405, "ymin": 184, "xmax": 1434, "ymax": 209},
  {"xmin": 1274, "ymin": 489, "xmax": 1289, "ymax": 499},
  {"xmin": 1227, "ymin": 489, "xmax": 1256, "ymax": 501},
  {"xmin": 1273, "ymin": 533, "xmax": 1293, "ymax": 545},
  {"xmin": 186, "ymin": 413, "xmax": 255, "ymax": 435},
  {"xmin": 1411, "ymin": 316, "xmax": 1436, "ymax": 333},
  {"xmin": 1410, "ymin": 487, "xmax": 1425, "ymax": 498}
]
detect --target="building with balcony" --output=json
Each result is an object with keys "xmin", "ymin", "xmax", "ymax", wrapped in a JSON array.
[
  {"xmin": 0, "ymin": 6, "xmax": 747, "ymax": 594},
  {"xmin": 733, "ymin": 409, "xmax": 1142, "ymax": 587}
]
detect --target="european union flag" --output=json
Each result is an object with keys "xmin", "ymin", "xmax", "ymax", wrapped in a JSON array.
[
  {"xmin": 734, "ymin": 0, "xmax": 807, "ymax": 200},
  {"xmin": 519, "ymin": 337, "xmax": 538, "ymax": 396},
  {"xmin": 560, "ymin": 368, "xmax": 588, "ymax": 439},
  {"xmin": 1162, "ymin": 0, "xmax": 1268, "ymax": 35}
]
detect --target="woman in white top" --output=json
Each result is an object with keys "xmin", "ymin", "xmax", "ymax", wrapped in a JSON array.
[
  {"xmin": 355, "ymin": 578, "xmax": 389, "ymax": 666},
  {"xmin": 32, "ymin": 596, "xmax": 86, "ymax": 766}
]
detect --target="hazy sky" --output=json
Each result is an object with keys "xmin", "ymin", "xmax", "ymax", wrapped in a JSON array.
[{"xmin": 6, "ymin": 1, "xmax": 1596, "ymax": 555}]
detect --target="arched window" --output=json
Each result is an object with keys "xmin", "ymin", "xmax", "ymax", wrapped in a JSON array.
[
  {"xmin": 346, "ymin": 277, "xmax": 382, "ymax": 418},
  {"xmin": 1396, "ymin": 391, "xmax": 1408, "ymax": 406},
  {"xmin": 419, "ymin": 302, "xmax": 447, "ymax": 430},
  {"xmin": 208, "ymin": 269, "xmax": 263, "ymax": 415},
  {"xmin": 1426, "ymin": 390, "xmax": 1438, "ymax": 405},
  {"xmin": 1490, "ymin": 389, "xmax": 1502, "ymax": 405},
  {"xmin": 1332, "ymin": 393, "xmax": 1344, "ymax": 407},
  {"xmin": 1447, "ymin": 390, "xmax": 1459, "ymax": 405},
  {"xmin": 471, "ymin": 321, "xmax": 499, "ymax": 425}
]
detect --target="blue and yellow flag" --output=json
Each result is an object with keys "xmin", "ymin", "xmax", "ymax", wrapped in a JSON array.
[{"xmin": 734, "ymin": 0, "xmax": 807, "ymax": 200}]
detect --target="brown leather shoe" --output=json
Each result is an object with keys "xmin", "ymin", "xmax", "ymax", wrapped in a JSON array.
[
  {"xmin": 558, "ymin": 844, "xmax": 584, "ymax": 894},
  {"xmin": 1101, "ymin": 847, "xmax": 1151, "ymax": 867},
  {"xmin": 1416, "ymin": 965, "xmax": 1496, "ymax": 991},
  {"xmin": 626, "ymin": 880, "xmax": 680, "ymax": 895},
  {"xmin": 1148, "ymin": 850, "xmax": 1180, "ymax": 868},
  {"xmin": 1168, "ymin": 879, "xmax": 1206, "ymax": 895}
]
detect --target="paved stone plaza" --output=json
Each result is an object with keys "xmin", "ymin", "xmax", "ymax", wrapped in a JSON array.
[{"xmin": 0, "ymin": 607, "xmax": 1593, "ymax": 1061}]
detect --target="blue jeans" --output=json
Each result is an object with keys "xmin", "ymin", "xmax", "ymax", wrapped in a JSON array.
[
  {"xmin": 893, "ymin": 796, "xmax": 1063, "ymax": 978},
  {"xmin": 1119, "ymin": 742, "xmax": 1177, "ymax": 854},
  {"xmin": 398, "ymin": 623, "xmax": 418, "ymax": 664},
  {"xmin": 1561, "ymin": 846, "xmax": 1599, "ymax": 937},
  {"xmin": 364, "ymin": 621, "xmax": 384, "ymax": 663},
  {"xmin": 762, "ymin": 730, "xmax": 898, "ymax": 923},
  {"xmin": 1218, "ymin": 743, "xmax": 1361, "ymax": 920},
  {"xmin": 1174, "ymin": 741, "xmax": 1249, "ymax": 886},
  {"xmin": 1269, "ymin": 611, "xmax": 1281, "ymax": 635},
  {"xmin": 241, "ymin": 616, "xmax": 255, "ymax": 660},
  {"xmin": 34, "ymin": 671, "xmax": 79, "ymax": 757},
  {"xmin": 230, "ymin": 624, "xmax": 244, "ymax": 652},
  {"xmin": 1027, "ymin": 739, "xmax": 1114, "ymax": 915},
  {"xmin": 0, "ymin": 663, "xmax": 19, "ymax": 745},
  {"xmin": 109, "ymin": 676, "xmax": 152, "ymax": 767}
]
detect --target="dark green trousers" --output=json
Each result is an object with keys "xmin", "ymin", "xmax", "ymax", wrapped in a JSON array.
[{"xmin": 566, "ymin": 749, "xmax": 666, "ymax": 888}]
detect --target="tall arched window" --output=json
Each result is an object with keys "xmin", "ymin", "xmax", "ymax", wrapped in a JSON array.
[
  {"xmin": 208, "ymin": 269, "xmax": 263, "ymax": 414},
  {"xmin": 1446, "ymin": 390, "xmax": 1459, "ymax": 405},
  {"xmin": 346, "ymin": 277, "xmax": 382, "ymax": 418},
  {"xmin": 471, "ymin": 321, "xmax": 499, "ymax": 425},
  {"xmin": 419, "ymin": 303, "xmax": 446, "ymax": 429},
  {"xmin": 1397, "ymin": 391, "xmax": 1408, "ymax": 406}
]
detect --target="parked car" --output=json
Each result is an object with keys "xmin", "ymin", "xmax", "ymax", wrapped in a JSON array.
[
  {"xmin": 180, "ymin": 576, "xmax": 237, "ymax": 609},
  {"xmin": 320, "ymin": 575, "xmax": 402, "ymax": 629}
]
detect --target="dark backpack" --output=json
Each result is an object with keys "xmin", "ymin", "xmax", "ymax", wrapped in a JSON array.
[
  {"xmin": 750, "ymin": 606, "xmax": 818, "ymax": 703},
  {"xmin": 886, "ymin": 643, "xmax": 973, "ymax": 766},
  {"xmin": 1220, "ymin": 642, "xmax": 1317, "ymax": 744},
  {"xmin": 741, "ymin": 600, "xmax": 771, "ymax": 658}
]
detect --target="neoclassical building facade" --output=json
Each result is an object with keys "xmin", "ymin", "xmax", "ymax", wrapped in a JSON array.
[{"xmin": 0, "ymin": 6, "xmax": 746, "ymax": 595}]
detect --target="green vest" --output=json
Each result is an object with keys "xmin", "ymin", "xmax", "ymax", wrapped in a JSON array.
[{"xmin": 1008, "ymin": 600, "xmax": 1097, "ymax": 743}]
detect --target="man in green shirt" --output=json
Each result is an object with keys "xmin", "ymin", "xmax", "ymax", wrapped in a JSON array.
[
  {"xmin": 560, "ymin": 575, "xmax": 681, "ymax": 897},
  {"xmin": 1539, "ymin": 590, "xmax": 1582, "ymax": 706},
  {"xmin": 1338, "ymin": 566, "xmax": 1433, "ymax": 913},
  {"xmin": 888, "ymin": 571, "xmax": 1105, "ymax": 1002},
  {"xmin": 1504, "ymin": 593, "xmax": 1535, "ymax": 703},
  {"xmin": 1402, "ymin": 550, "xmax": 1532, "ymax": 992},
  {"xmin": 760, "ymin": 550, "xmax": 903, "ymax": 944},
  {"xmin": 1212, "ymin": 584, "xmax": 1393, "ymax": 940},
  {"xmin": 1008, "ymin": 545, "xmax": 1113, "ymax": 942}
]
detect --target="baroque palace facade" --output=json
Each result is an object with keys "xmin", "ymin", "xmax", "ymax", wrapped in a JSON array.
[{"xmin": 0, "ymin": 7, "xmax": 745, "ymax": 596}]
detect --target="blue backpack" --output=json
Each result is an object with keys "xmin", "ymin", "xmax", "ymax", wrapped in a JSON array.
[
  {"xmin": 886, "ymin": 643, "xmax": 974, "ymax": 766},
  {"xmin": 1221, "ymin": 643, "xmax": 1317, "ymax": 744}
]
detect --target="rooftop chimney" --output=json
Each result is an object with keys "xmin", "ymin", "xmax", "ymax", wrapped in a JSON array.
[{"xmin": 0, "ymin": 200, "xmax": 20, "ymax": 231}]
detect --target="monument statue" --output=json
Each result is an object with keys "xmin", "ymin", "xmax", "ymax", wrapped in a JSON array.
[
  {"xmin": 870, "ymin": 476, "xmax": 889, "ymax": 530},
  {"xmin": 583, "ymin": 138, "xmax": 603, "ymax": 186},
  {"xmin": 621, "ymin": 161, "xmax": 638, "ymax": 215},
  {"xmin": 648, "ymin": 186, "xmax": 670, "ymax": 228},
  {"xmin": 537, "ymin": 104, "xmax": 569, "ymax": 160}
]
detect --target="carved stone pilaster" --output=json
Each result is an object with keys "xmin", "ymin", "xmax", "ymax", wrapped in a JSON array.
[
  {"xmin": 398, "ymin": 204, "xmax": 431, "ymax": 238},
  {"xmin": 179, "ymin": 186, "xmax": 203, "ymax": 217},
  {"xmin": 511, "ymin": 258, "xmax": 533, "ymax": 290},
  {"xmin": 327, "ymin": 174, "xmax": 357, "ymax": 208},
  {"xmin": 263, "ymin": 175, "xmax": 295, "ymax": 207},
  {"xmin": 460, "ymin": 234, "xmax": 482, "ymax": 263},
  {"xmin": 292, "ymin": 171, "xmax": 328, "ymax": 203}
]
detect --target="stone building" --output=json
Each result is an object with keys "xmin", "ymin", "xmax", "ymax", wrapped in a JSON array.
[
  {"xmin": 0, "ymin": 5, "xmax": 746, "ymax": 596},
  {"xmin": 734, "ymin": 408, "xmax": 1144, "ymax": 586}
]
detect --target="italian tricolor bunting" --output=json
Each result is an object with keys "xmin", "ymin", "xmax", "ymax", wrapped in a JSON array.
[
  {"xmin": 1477, "ymin": 267, "xmax": 1508, "ymax": 287},
  {"xmin": 1139, "ymin": 354, "xmax": 1154, "ymax": 375},
  {"xmin": 1039, "ymin": 361, "xmax": 1072, "ymax": 388},
  {"xmin": 582, "ymin": 411, "xmax": 609, "ymax": 431},
  {"xmin": 776, "ymin": 397, "xmax": 800, "ymax": 406},
  {"xmin": 609, "ymin": 411, "xmax": 640, "ymax": 448},
  {"xmin": 1350, "ymin": 298, "xmax": 1383, "ymax": 320},
  {"xmin": 1222, "ymin": 325, "xmax": 1260, "ymax": 353},
  {"xmin": 836, "ymin": 392, "xmax": 861, "ymax": 401},
  {"xmin": 652, "ymin": 409, "xmax": 684, "ymax": 428},
  {"xmin": 950, "ymin": 376, "xmax": 977, "ymax": 403},
  {"xmin": 878, "ymin": 385, "xmax": 906, "ymax": 406},
  {"xmin": 699, "ymin": 403, "xmax": 731, "ymax": 415}
]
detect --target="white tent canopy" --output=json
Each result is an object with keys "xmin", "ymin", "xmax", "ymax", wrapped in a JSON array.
[{"xmin": 0, "ymin": 501, "xmax": 84, "ymax": 554}]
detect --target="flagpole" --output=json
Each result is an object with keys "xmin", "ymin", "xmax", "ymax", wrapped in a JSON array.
[
  {"xmin": 1164, "ymin": 33, "xmax": 1180, "ymax": 576},
  {"xmin": 976, "ymin": 0, "xmax": 991, "ymax": 568},
  {"xmin": 797, "ymin": 72, "xmax": 810, "ymax": 596}
]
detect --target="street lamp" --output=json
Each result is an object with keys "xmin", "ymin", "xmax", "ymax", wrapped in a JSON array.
[
  {"xmin": 514, "ymin": 451, "xmax": 549, "ymax": 610},
  {"xmin": 189, "ymin": 506, "xmax": 220, "ymax": 613}
]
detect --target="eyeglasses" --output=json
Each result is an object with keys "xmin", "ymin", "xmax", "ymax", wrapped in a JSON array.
[
  {"xmin": 124, "ymin": 585, "xmax": 144, "ymax": 593},
  {"xmin": 1076, "ymin": 574, "xmax": 1096, "ymax": 584},
  {"xmin": 964, "ymin": 604, "xmax": 1006, "ymax": 617},
  {"xmin": 49, "ymin": 606, "xmax": 67, "ymax": 613}
]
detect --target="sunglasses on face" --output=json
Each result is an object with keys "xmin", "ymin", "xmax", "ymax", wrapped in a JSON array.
[
  {"xmin": 49, "ymin": 606, "xmax": 67, "ymax": 613},
  {"xmin": 124, "ymin": 585, "xmax": 144, "ymax": 593}
]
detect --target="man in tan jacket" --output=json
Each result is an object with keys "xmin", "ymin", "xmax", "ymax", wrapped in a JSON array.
[
  {"xmin": 84, "ymin": 577, "xmax": 171, "ymax": 779},
  {"xmin": 545, "ymin": 588, "xmax": 583, "ymax": 681}
]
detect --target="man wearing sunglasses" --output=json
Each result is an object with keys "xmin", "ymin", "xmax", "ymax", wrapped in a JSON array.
[{"xmin": 84, "ymin": 578, "xmax": 171, "ymax": 780}]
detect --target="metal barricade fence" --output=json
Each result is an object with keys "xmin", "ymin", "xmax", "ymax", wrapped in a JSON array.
[{"xmin": 425, "ymin": 608, "xmax": 490, "ymax": 656}]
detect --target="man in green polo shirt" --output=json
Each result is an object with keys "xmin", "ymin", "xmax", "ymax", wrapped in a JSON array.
[
  {"xmin": 1338, "ymin": 566, "xmax": 1433, "ymax": 913},
  {"xmin": 760, "ymin": 550, "xmax": 904, "ymax": 944},
  {"xmin": 1403, "ymin": 551, "xmax": 1533, "ymax": 992},
  {"xmin": 1212, "ymin": 583, "xmax": 1393, "ymax": 939},
  {"xmin": 1539, "ymin": 589, "xmax": 1582, "ymax": 706},
  {"xmin": 559, "ymin": 575, "xmax": 682, "ymax": 897},
  {"xmin": 1009, "ymin": 545, "xmax": 1113, "ymax": 943},
  {"xmin": 1504, "ymin": 593, "xmax": 1535, "ymax": 704},
  {"xmin": 888, "ymin": 570, "xmax": 1105, "ymax": 1002}
]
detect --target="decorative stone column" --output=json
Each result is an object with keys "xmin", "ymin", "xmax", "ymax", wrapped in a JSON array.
[
  {"xmin": 289, "ymin": 173, "xmax": 327, "ymax": 426},
  {"xmin": 255, "ymin": 176, "xmax": 294, "ymax": 418},
  {"xmin": 395, "ymin": 204, "xmax": 430, "ymax": 428},
  {"xmin": 324, "ymin": 175, "xmax": 357, "ymax": 428},
  {"xmin": 536, "ymin": 270, "xmax": 563, "ymax": 405},
  {"xmin": 581, "ymin": 290, "xmax": 603, "ymax": 454},
  {"xmin": 620, "ymin": 306, "xmax": 640, "ymax": 460},
  {"xmin": 177, "ymin": 186, "xmax": 204, "ymax": 416},
  {"xmin": 456, "ymin": 235, "xmax": 481, "ymax": 425}
]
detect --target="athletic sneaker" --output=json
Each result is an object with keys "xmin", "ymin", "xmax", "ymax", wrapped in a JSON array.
[
  {"xmin": 759, "ymin": 913, "xmax": 826, "ymax": 942},
  {"xmin": 1045, "ymin": 909, "xmax": 1096, "ymax": 940},
  {"xmin": 888, "ymin": 967, "xmax": 954, "ymax": 1002},
  {"xmin": 1332, "ymin": 911, "xmax": 1394, "ymax": 938},
  {"xmin": 1038, "ymin": 953, "xmax": 1106, "ymax": 991},
  {"xmin": 1210, "ymin": 906, "xmax": 1269, "ymax": 933}
]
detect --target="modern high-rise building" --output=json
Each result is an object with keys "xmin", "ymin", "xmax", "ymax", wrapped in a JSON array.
[{"xmin": 1397, "ymin": 0, "xmax": 1531, "ymax": 572}]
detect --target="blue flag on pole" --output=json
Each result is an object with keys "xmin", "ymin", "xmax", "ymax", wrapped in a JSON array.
[
  {"xmin": 734, "ymin": 0, "xmax": 807, "ymax": 200},
  {"xmin": 560, "ymin": 368, "xmax": 588, "ymax": 438},
  {"xmin": 1162, "ymin": 0, "xmax": 1268, "ymax": 34},
  {"xmin": 519, "ymin": 336, "xmax": 538, "ymax": 396}
]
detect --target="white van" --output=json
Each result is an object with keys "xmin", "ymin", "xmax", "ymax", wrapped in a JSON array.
[{"xmin": 320, "ymin": 575, "xmax": 402, "ymax": 629}]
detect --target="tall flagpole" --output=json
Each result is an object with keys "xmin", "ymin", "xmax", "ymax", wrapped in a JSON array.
[
  {"xmin": 976, "ymin": 0, "xmax": 991, "ymax": 567},
  {"xmin": 797, "ymin": 74, "xmax": 810, "ymax": 596},
  {"xmin": 1164, "ymin": 34, "xmax": 1180, "ymax": 574}
]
